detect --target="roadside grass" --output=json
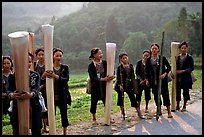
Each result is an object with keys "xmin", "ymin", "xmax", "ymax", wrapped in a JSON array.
[{"xmin": 2, "ymin": 69, "xmax": 202, "ymax": 134}]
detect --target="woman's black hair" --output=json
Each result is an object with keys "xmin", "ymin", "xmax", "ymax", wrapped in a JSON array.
[
  {"xmin": 179, "ymin": 41, "xmax": 189, "ymax": 48},
  {"xmin": 118, "ymin": 52, "xmax": 128, "ymax": 63},
  {"xmin": 53, "ymin": 48, "xmax": 63, "ymax": 55},
  {"xmin": 143, "ymin": 50, "xmax": 150, "ymax": 54},
  {"xmin": 119, "ymin": 52, "xmax": 128, "ymax": 59},
  {"xmin": 35, "ymin": 47, "xmax": 44, "ymax": 56},
  {"xmin": 150, "ymin": 43, "xmax": 160, "ymax": 49},
  {"xmin": 89, "ymin": 47, "xmax": 100, "ymax": 60},
  {"xmin": 2, "ymin": 56, "xmax": 13, "ymax": 70}
]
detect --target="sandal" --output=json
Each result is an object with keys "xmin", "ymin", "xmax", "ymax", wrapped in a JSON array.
[
  {"xmin": 145, "ymin": 109, "xmax": 149, "ymax": 113},
  {"xmin": 92, "ymin": 120, "xmax": 99, "ymax": 125},
  {"xmin": 153, "ymin": 112, "xmax": 162, "ymax": 117},
  {"xmin": 139, "ymin": 115, "xmax": 146, "ymax": 119},
  {"xmin": 110, "ymin": 119, "xmax": 115, "ymax": 124},
  {"xmin": 43, "ymin": 128, "xmax": 49, "ymax": 133},
  {"xmin": 168, "ymin": 114, "xmax": 173, "ymax": 118},
  {"xmin": 176, "ymin": 106, "xmax": 180, "ymax": 111},
  {"xmin": 121, "ymin": 114, "xmax": 128, "ymax": 118},
  {"xmin": 181, "ymin": 107, "xmax": 186, "ymax": 112}
]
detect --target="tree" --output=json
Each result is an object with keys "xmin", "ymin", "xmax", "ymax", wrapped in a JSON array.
[
  {"xmin": 2, "ymin": 34, "xmax": 12, "ymax": 56},
  {"xmin": 154, "ymin": 17, "xmax": 180, "ymax": 58},
  {"xmin": 121, "ymin": 32, "xmax": 150, "ymax": 64},
  {"xmin": 177, "ymin": 7, "xmax": 189, "ymax": 41},
  {"xmin": 188, "ymin": 12, "xmax": 202, "ymax": 56},
  {"xmin": 105, "ymin": 15, "xmax": 124, "ymax": 50}
]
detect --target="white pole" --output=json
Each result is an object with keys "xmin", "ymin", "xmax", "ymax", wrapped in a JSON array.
[
  {"xmin": 41, "ymin": 24, "xmax": 56, "ymax": 135},
  {"xmin": 104, "ymin": 43, "xmax": 116, "ymax": 125},
  {"xmin": 8, "ymin": 31, "xmax": 30, "ymax": 135},
  {"xmin": 170, "ymin": 42, "xmax": 180, "ymax": 111}
]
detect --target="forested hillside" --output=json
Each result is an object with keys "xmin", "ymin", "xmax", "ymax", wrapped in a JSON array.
[
  {"xmin": 2, "ymin": 2, "xmax": 83, "ymax": 34},
  {"xmin": 2, "ymin": 2, "xmax": 202, "ymax": 72}
]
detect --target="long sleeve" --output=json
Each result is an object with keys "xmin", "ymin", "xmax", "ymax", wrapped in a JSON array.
[
  {"xmin": 116, "ymin": 65, "xmax": 122, "ymax": 85},
  {"xmin": 58, "ymin": 64, "xmax": 69, "ymax": 84},
  {"xmin": 136, "ymin": 60, "xmax": 142, "ymax": 80},
  {"xmin": 30, "ymin": 71, "xmax": 40, "ymax": 98},
  {"xmin": 88, "ymin": 62, "xmax": 100, "ymax": 82}
]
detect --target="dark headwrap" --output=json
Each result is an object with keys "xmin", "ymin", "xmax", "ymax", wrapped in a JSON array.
[
  {"xmin": 179, "ymin": 41, "xmax": 188, "ymax": 48},
  {"xmin": 53, "ymin": 48, "xmax": 63, "ymax": 55},
  {"xmin": 35, "ymin": 47, "xmax": 44, "ymax": 56}
]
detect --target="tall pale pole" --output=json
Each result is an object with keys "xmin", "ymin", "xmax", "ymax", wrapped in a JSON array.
[
  {"xmin": 170, "ymin": 42, "xmax": 180, "ymax": 111},
  {"xmin": 8, "ymin": 31, "xmax": 30, "ymax": 135},
  {"xmin": 41, "ymin": 24, "xmax": 56, "ymax": 135},
  {"xmin": 104, "ymin": 43, "xmax": 116, "ymax": 125},
  {"xmin": 28, "ymin": 32, "xmax": 34, "ymax": 71}
]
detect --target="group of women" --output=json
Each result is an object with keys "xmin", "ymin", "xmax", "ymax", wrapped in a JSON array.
[
  {"xmin": 2, "ymin": 47, "xmax": 70, "ymax": 135},
  {"xmin": 88, "ymin": 41, "xmax": 194, "ymax": 123},
  {"xmin": 2, "ymin": 40, "xmax": 194, "ymax": 134}
]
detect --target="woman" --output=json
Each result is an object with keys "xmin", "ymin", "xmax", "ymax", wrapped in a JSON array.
[
  {"xmin": 2, "ymin": 56, "xmax": 14, "ymax": 127},
  {"xmin": 135, "ymin": 50, "xmax": 151, "ymax": 113},
  {"xmin": 145, "ymin": 43, "xmax": 173, "ymax": 118},
  {"xmin": 43, "ymin": 48, "xmax": 70, "ymax": 135},
  {"xmin": 176, "ymin": 41, "xmax": 194, "ymax": 112},
  {"xmin": 88, "ymin": 47, "xmax": 114, "ymax": 124},
  {"xmin": 116, "ymin": 52, "xmax": 145, "ymax": 120},
  {"xmin": 7, "ymin": 53, "xmax": 42, "ymax": 135},
  {"xmin": 34, "ymin": 47, "xmax": 49, "ymax": 133}
]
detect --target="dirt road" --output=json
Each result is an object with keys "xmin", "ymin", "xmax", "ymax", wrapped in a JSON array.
[
  {"xmin": 114, "ymin": 100, "xmax": 202, "ymax": 135},
  {"xmin": 45, "ymin": 88, "xmax": 202, "ymax": 135}
]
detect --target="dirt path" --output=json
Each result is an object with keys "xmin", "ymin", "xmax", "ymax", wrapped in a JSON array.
[{"xmin": 44, "ymin": 88, "xmax": 202, "ymax": 135}]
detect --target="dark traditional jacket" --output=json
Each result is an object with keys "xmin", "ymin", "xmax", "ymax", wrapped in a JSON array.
[
  {"xmin": 136, "ymin": 59, "xmax": 146, "ymax": 81},
  {"xmin": 176, "ymin": 54, "xmax": 194, "ymax": 89},
  {"xmin": 88, "ymin": 60, "xmax": 107, "ymax": 99},
  {"xmin": 7, "ymin": 71, "xmax": 41, "ymax": 109},
  {"xmin": 34, "ymin": 63, "xmax": 47, "ymax": 102},
  {"xmin": 2, "ymin": 73, "xmax": 12, "ymax": 114},
  {"xmin": 54, "ymin": 64, "xmax": 71, "ymax": 106},
  {"xmin": 116, "ymin": 63, "xmax": 135, "ymax": 92},
  {"xmin": 145, "ymin": 56, "xmax": 171, "ymax": 94},
  {"xmin": 7, "ymin": 70, "xmax": 42, "ymax": 134}
]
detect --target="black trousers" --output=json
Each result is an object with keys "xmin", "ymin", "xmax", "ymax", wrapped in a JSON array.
[
  {"xmin": 90, "ymin": 92, "xmax": 105, "ymax": 114},
  {"xmin": 152, "ymin": 84, "xmax": 171, "ymax": 107},
  {"xmin": 12, "ymin": 102, "xmax": 42, "ymax": 135},
  {"xmin": 136, "ymin": 84, "xmax": 151, "ymax": 102},
  {"xmin": 54, "ymin": 100, "xmax": 69, "ymax": 127},
  {"xmin": 117, "ymin": 90, "xmax": 139, "ymax": 108},
  {"xmin": 176, "ymin": 88, "xmax": 190, "ymax": 101}
]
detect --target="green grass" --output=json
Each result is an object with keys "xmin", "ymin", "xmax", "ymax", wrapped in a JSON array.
[
  {"xmin": 191, "ymin": 69, "xmax": 202, "ymax": 89},
  {"xmin": 2, "ymin": 69, "xmax": 202, "ymax": 135}
]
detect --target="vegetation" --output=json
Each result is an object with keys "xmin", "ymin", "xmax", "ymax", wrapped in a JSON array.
[
  {"xmin": 2, "ymin": 2, "xmax": 202, "ymax": 72},
  {"xmin": 2, "ymin": 68, "xmax": 202, "ymax": 135}
]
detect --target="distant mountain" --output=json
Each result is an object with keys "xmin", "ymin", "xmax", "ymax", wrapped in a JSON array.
[{"xmin": 2, "ymin": 2, "xmax": 84, "ymax": 34}]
